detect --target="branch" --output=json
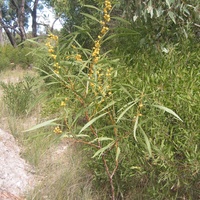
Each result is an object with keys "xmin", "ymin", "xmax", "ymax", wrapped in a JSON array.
[
  {"xmin": 194, "ymin": 23, "xmax": 200, "ymax": 28},
  {"xmin": 11, "ymin": 0, "xmax": 19, "ymax": 10},
  {"xmin": 50, "ymin": 17, "xmax": 59, "ymax": 31},
  {"xmin": 37, "ymin": 22, "xmax": 50, "ymax": 27},
  {"xmin": 0, "ymin": 19, "xmax": 20, "ymax": 34},
  {"xmin": 25, "ymin": 3, "xmax": 32, "ymax": 14}
]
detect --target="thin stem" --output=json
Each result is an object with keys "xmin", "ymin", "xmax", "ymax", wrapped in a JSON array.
[{"xmin": 102, "ymin": 154, "xmax": 116, "ymax": 200}]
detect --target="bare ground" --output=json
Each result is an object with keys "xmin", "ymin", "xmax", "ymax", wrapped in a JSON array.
[
  {"xmin": 0, "ymin": 129, "xmax": 35, "ymax": 200},
  {"xmin": 0, "ymin": 68, "xmax": 73, "ymax": 200},
  {"xmin": 0, "ymin": 68, "xmax": 36, "ymax": 199}
]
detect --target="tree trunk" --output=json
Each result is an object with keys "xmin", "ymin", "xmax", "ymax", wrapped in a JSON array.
[
  {"xmin": 0, "ymin": 7, "xmax": 3, "ymax": 46},
  {"xmin": 32, "ymin": 0, "xmax": 39, "ymax": 37},
  {"xmin": 0, "ymin": 26, "xmax": 3, "ymax": 46},
  {"xmin": 3, "ymin": 26, "xmax": 17, "ymax": 47},
  {"xmin": 0, "ymin": 6, "xmax": 16, "ymax": 47},
  {"xmin": 18, "ymin": 0, "xmax": 26, "ymax": 42}
]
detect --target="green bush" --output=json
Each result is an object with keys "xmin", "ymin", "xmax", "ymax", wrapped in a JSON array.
[
  {"xmin": 0, "ymin": 56, "xmax": 10, "ymax": 71},
  {"xmin": 0, "ymin": 75, "xmax": 39, "ymax": 116},
  {"xmin": 32, "ymin": 32, "xmax": 199, "ymax": 199},
  {"xmin": 29, "ymin": 5, "xmax": 199, "ymax": 200},
  {"xmin": 0, "ymin": 44, "xmax": 35, "ymax": 70}
]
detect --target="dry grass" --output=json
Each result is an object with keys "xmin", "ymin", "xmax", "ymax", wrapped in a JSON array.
[
  {"xmin": 0, "ymin": 66, "xmax": 35, "ymax": 84},
  {"xmin": 0, "ymin": 67, "xmax": 100, "ymax": 200},
  {"xmin": 0, "ymin": 67, "xmax": 40, "ymax": 133}
]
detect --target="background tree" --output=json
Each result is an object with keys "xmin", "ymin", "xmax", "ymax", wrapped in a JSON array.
[
  {"xmin": 0, "ymin": 0, "xmax": 46, "ymax": 46},
  {"xmin": 25, "ymin": 0, "xmax": 39, "ymax": 37},
  {"xmin": 0, "ymin": 1, "xmax": 4, "ymax": 45}
]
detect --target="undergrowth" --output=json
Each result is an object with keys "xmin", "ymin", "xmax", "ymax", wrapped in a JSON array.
[{"xmin": 0, "ymin": 1, "xmax": 199, "ymax": 200}]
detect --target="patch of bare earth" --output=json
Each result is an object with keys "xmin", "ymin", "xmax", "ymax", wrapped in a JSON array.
[
  {"xmin": 0, "ymin": 68, "xmax": 72, "ymax": 200},
  {"xmin": 0, "ymin": 68, "xmax": 36, "ymax": 199},
  {"xmin": 0, "ymin": 129, "xmax": 35, "ymax": 200}
]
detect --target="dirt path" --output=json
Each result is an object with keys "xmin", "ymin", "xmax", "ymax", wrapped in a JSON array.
[
  {"xmin": 0, "ymin": 129, "xmax": 35, "ymax": 200},
  {"xmin": 0, "ymin": 69, "xmax": 35, "ymax": 199}
]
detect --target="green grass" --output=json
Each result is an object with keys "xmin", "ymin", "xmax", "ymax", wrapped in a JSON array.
[{"xmin": 0, "ymin": 38, "xmax": 199, "ymax": 199}]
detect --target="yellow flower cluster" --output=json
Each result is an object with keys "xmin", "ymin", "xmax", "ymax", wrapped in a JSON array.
[
  {"xmin": 88, "ymin": 0, "xmax": 113, "ymax": 99},
  {"xmin": 45, "ymin": 33, "xmax": 62, "ymax": 74},
  {"xmin": 100, "ymin": 25, "xmax": 109, "ymax": 35},
  {"xmin": 51, "ymin": 54, "xmax": 57, "ymax": 60},
  {"xmin": 64, "ymin": 45, "xmax": 83, "ymax": 62},
  {"xmin": 92, "ymin": 40, "xmax": 100, "ymax": 58},
  {"xmin": 60, "ymin": 97, "xmax": 68, "ymax": 107},
  {"xmin": 45, "ymin": 34, "xmax": 58, "ymax": 61},
  {"xmin": 106, "ymin": 67, "xmax": 113, "ymax": 77},
  {"xmin": 54, "ymin": 126, "xmax": 62, "ymax": 134},
  {"xmin": 75, "ymin": 54, "xmax": 82, "ymax": 61},
  {"xmin": 91, "ymin": 0, "xmax": 112, "ymax": 66},
  {"xmin": 105, "ymin": 0, "xmax": 112, "ymax": 12},
  {"xmin": 60, "ymin": 101, "xmax": 66, "ymax": 107},
  {"xmin": 48, "ymin": 33, "xmax": 58, "ymax": 41},
  {"xmin": 53, "ymin": 62, "xmax": 61, "ymax": 74},
  {"xmin": 45, "ymin": 42, "xmax": 54, "ymax": 54}
]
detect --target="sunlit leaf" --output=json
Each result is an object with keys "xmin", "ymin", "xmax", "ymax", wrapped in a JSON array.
[
  {"xmin": 81, "ymin": 12, "xmax": 100, "ymax": 23},
  {"xmin": 130, "ymin": 166, "xmax": 141, "ymax": 170},
  {"xmin": 79, "ymin": 112, "xmax": 108, "ymax": 134},
  {"xmin": 90, "ymin": 137, "xmax": 113, "ymax": 144},
  {"xmin": 133, "ymin": 116, "xmax": 139, "ymax": 141},
  {"xmin": 112, "ymin": 17, "xmax": 131, "ymax": 25},
  {"xmin": 168, "ymin": 11, "xmax": 176, "ymax": 24},
  {"xmin": 84, "ymin": 4, "xmax": 102, "ymax": 12},
  {"xmin": 116, "ymin": 147, "xmax": 120, "ymax": 162},
  {"xmin": 139, "ymin": 125, "xmax": 152, "ymax": 157},
  {"xmin": 23, "ymin": 118, "xmax": 59, "ymax": 132},
  {"xmin": 92, "ymin": 141, "xmax": 115, "ymax": 159},
  {"xmin": 117, "ymin": 101, "xmax": 138, "ymax": 123},
  {"xmin": 98, "ymin": 101, "xmax": 115, "ymax": 114},
  {"xmin": 153, "ymin": 105, "xmax": 183, "ymax": 122}
]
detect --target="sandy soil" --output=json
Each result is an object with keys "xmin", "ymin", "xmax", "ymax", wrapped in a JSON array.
[
  {"xmin": 0, "ymin": 68, "xmax": 36, "ymax": 199},
  {"xmin": 0, "ymin": 129, "xmax": 35, "ymax": 200}
]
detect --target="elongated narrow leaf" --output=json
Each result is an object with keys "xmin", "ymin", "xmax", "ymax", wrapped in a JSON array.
[
  {"xmin": 79, "ymin": 112, "xmax": 108, "ymax": 134},
  {"xmin": 133, "ymin": 116, "xmax": 139, "ymax": 141},
  {"xmin": 98, "ymin": 101, "xmax": 115, "ymax": 114},
  {"xmin": 117, "ymin": 100, "xmax": 138, "ymax": 113},
  {"xmin": 139, "ymin": 125, "xmax": 152, "ymax": 157},
  {"xmin": 90, "ymin": 137, "xmax": 113, "ymax": 144},
  {"xmin": 165, "ymin": 0, "xmax": 171, "ymax": 8},
  {"xmin": 73, "ymin": 25, "xmax": 87, "ymax": 31},
  {"xmin": 130, "ymin": 166, "xmax": 141, "ymax": 170},
  {"xmin": 23, "ymin": 118, "xmax": 59, "ymax": 132},
  {"xmin": 116, "ymin": 147, "xmax": 120, "ymax": 162},
  {"xmin": 153, "ymin": 105, "xmax": 183, "ymax": 122},
  {"xmin": 112, "ymin": 17, "xmax": 131, "ymax": 25},
  {"xmin": 92, "ymin": 141, "xmax": 115, "ymax": 159},
  {"xmin": 81, "ymin": 12, "xmax": 100, "ymax": 23},
  {"xmin": 168, "ymin": 11, "xmax": 176, "ymax": 24},
  {"xmin": 84, "ymin": 4, "xmax": 102, "ymax": 12},
  {"xmin": 97, "ymin": 125, "xmax": 121, "ymax": 132},
  {"xmin": 117, "ymin": 102, "xmax": 137, "ymax": 123},
  {"xmin": 98, "ymin": 137, "xmax": 113, "ymax": 142},
  {"xmin": 76, "ymin": 134, "xmax": 90, "ymax": 138},
  {"xmin": 120, "ymin": 85, "xmax": 134, "ymax": 99}
]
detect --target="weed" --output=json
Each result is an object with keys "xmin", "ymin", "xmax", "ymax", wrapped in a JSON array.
[{"xmin": 0, "ymin": 75, "xmax": 38, "ymax": 116}]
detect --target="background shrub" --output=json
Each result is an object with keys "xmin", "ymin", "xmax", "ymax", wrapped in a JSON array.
[
  {"xmin": 0, "ymin": 44, "xmax": 36, "ymax": 71},
  {"xmin": 0, "ymin": 75, "xmax": 39, "ymax": 116}
]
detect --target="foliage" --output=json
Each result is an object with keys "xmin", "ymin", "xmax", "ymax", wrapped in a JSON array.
[
  {"xmin": 25, "ymin": 1, "xmax": 200, "ymax": 199},
  {"xmin": 0, "ymin": 75, "xmax": 39, "ymax": 116},
  {"xmin": 0, "ymin": 44, "xmax": 35, "ymax": 70},
  {"xmin": 115, "ymin": 0, "xmax": 200, "ymax": 42},
  {"xmin": 31, "ymin": 19, "xmax": 200, "ymax": 200},
  {"xmin": 0, "ymin": 56, "xmax": 10, "ymax": 71}
]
